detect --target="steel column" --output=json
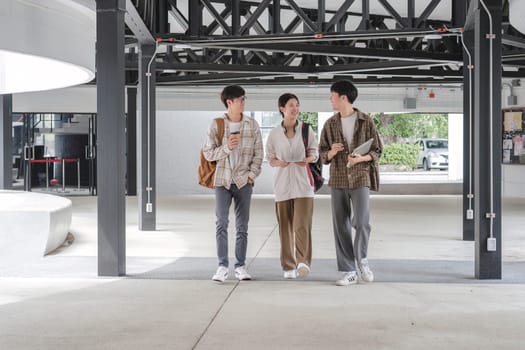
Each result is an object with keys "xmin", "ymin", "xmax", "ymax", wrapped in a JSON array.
[
  {"xmin": 272, "ymin": 0, "xmax": 281, "ymax": 34},
  {"xmin": 231, "ymin": 0, "xmax": 241, "ymax": 64},
  {"xmin": 127, "ymin": 87, "xmax": 137, "ymax": 196},
  {"xmin": 473, "ymin": 0, "xmax": 502, "ymax": 279},
  {"xmin": 452, "ymin": 0, "xmax": 467, "ymax": 27},
  {"xmin": 156, "ymin": 0, "xmax": 169, "ymax": 33},
  {"xmin": 407, "ymin": 0, "xmax": 415, "ymax": 27},
  {"xmin": 0, "ymin": 94, "xmax": 12, "ymax": 189},
  {"xmin": 327, "ymin": 0, "xmax": 355, "ymax": 32},
  {"xmin": 462, "ymin": 30, "xmax": 475, "ymax": 242},
  {"xmin": 137, "ymin": 44, "xmax": 156, "ymax": 231},
  {"xmin": 96, "ymin": 0, "xmax": 126, "ymax": 276},
  {"xmin": 355, "ymin": 0, "xmax": 368, "ymax": 30},
  {"xmin": 460, "ymin": 0, "xmax": 475, "ymax": 241},
  {"xmin": 188, "ymin": 0, "xmax": 202, "ymax": 36},
  {"xmin": 317, "ymin": 0, "xmax": 325, "ymax": 31}
]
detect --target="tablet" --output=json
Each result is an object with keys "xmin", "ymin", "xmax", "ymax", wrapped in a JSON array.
[
  {"xmin": 352, "ymin": 138, "xmax": 374, "ymax": 155},
  {"xmin": 285, "ymin": 155, "xmax": 305, "ymax": 163}
]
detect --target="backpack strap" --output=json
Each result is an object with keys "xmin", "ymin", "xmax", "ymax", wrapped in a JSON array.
[
  {"xmin": 301, "ymin": 122, "xmax": 315, "ymax": 187},
  {"xmin": 301, "ymin": 122, "xmax": 309, "ymax": 156},
  {"xmin": 215, "ymin": 118, "xmax": 225, "ymax": 146}
]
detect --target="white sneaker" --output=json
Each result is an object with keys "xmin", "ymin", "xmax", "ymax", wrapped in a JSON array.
[
  {"xmin": 283, "ymin": 270, "xmax": 297, "ymax": 279},
  {"xmin": 212, "ymin": 266, "xmax": 229, "ymax": 282},
  {"xmin": 358, "ymin": 259, "xmax": 374, "ymax": 283},
  {"xmin": 234, "ymin": 266, "xmax": 252, "ymax": 281},
  {"xmin": 296, "ymin": 263, "xmax": 310, "ymax": 278},
  {"xmin": 335, "ymin": 271, "xmax": 358, "ymax": 286}
]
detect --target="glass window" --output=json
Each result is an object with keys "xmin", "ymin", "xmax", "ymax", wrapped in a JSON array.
[{"xmin": 426, "ymin": 140, "xmax": 448, "ymax": 149}]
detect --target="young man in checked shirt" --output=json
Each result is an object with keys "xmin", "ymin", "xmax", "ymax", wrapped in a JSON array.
[
  {"xmin": 319, "ymin": 80, "xmax": 383, "ymax": 286},
  {"xmin": 202, "ymin": 85, "xmax": 263, "ymax": 283}
]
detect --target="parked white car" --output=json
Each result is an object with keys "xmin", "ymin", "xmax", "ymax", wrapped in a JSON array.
[{"xmin": 415, "ymin": 138, "xmax": 448, "ymax": 171}]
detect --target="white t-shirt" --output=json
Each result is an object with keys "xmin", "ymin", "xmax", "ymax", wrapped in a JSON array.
[
  {"xmin": 228, "ymin": 120, "xmax": 241, "ymax": 172},
  {"xmin": 341, "ymin": 113, "xmax": 357, "ymax": 149}
]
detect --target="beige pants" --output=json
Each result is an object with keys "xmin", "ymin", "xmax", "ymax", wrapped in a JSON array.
[{"xmin": 275, "ymin": 197, "xmax": 313, "ymax": 270}]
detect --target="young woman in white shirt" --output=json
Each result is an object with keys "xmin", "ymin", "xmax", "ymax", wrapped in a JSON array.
[{"xmin": 265, "ymin": 93, "xmax": 319, "ymax": 279}]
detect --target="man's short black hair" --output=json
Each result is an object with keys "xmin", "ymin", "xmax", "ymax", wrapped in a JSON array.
[
  {"xmin": 330, "ymin": 80, "xmax": 358, "ymax": 104},
  {"xmin": 221, "ymin": 85, "xmax": 246, "ymax": 108}
]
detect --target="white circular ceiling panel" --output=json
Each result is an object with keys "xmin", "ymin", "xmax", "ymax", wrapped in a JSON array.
[{"xmin": 0, "ymin": 0, "xmax": 95, "ymax": 94}]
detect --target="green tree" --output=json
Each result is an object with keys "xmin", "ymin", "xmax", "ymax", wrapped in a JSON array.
[
  {"xmin": 379, "ymin": 143, "xmax": 420, "ymax": 168},
  {"xmin": 372, "ymin": 112, "xmax": 448, "ymax": 143},
  {"xmin": 299, "ymin": 112, "xmax": 319, "ymax": 134}
]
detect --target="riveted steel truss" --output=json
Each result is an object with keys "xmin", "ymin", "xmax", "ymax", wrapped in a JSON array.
[{"xmin": 121, "ymin": 0, "xmax": 525, "ymax": 86}]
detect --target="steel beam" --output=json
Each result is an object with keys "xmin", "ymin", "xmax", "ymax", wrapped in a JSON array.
[
  {"xmin": 358, "ymin": 0, "xmax": 370, "ymax": 30},
  {"xmin": 125, "ymin": 0, "xmax": 155, "ymax": 44},
  {"xmin": 240, "ymin": 0, "xmax": 271, "ymax": 35},
  {"xmin": 272, "ymin": 0, "xmax": 281, "ymax": 33},
  {"xmin": 189, "ymin": 0, "xmax": 202, "ymax": 36},
  {"xmin": 415, "ymin": 0, "xmax": 442, "ymax": 28},
  {"xmin": 284, "ymin": 15, "xmax": 301, "ymax": 33},
  {"xmin": 315, "ymin": 60, "xmax": 449, "ymax": 73},
  {"xmin": 155, "ymin": 0, "xmax": 169, "ymax": 33},
  {"xmin": 231, "ymin": 0, "xmax": 242, "ymax": 64},
  {"xmin": 180, "ymin": 28, "xmax": 460, "ymax": 45},
  {"xmin": 219, "ymin": 42, "xmax": 462, "ymax": 63},
  {"xmin": 326, "ymin": 0, "xmax": 355, "ymax": 32},
  {"xmin": 156, "ymin": 61, "xmax": 309, "ymax": 73},
  {"xmin": 202, "ymin": 0, "xmax": 231, "ymax": 35},
  {"xmin": 452, "ymin": 0, "xmax": 467, "ymax": 27},
  {"xmin": 167, "ymin": 0, "xmax": 188, "ymax": 31},
  {"xmin": 377, "ymin": 0, "xmax": 408, "ymax": 28},
  {"xmin": 96, "ymin": 0, "xmax": 127, "ymax": 276},
  {"xmin": 473, "ymin": 0, "xmax": 502, "ymax": 279},
  {"xmin": 245, "ymin": 9, "xmax": 269, "ymax": 35},
  {"xmin": 157, "ymin": 72, "xmax": 277, "ymax": 84},
  {"xmin": 231, "ymin": 0, "xmax": 240, "ymax": 35},
  {"xmin": 502, "ymin": 50, "xmax": 525, "ymax": 61},
  {"xmin": 125, "ymin": 0, "xmax": 497, "ymax": 87},
  {"xmin": 158, "ymin": 75, "xmax": 463, "ymax": 86},
  {"xmin": 317, "ymin": 0, "xmax": 325, "ymax": 31},
  {"xmin": 408, "ymin": 0, "xmax": 415, "ymax": 27},
  {"xmin": 502, "ymin": 34, "xmax": 525, "ymax": 49},
  {"xmin": 0, "ymin": 94, "xmax": 12, "ymax": 189},
  {"xmin": 285, "ymin": 0, "xmax": 317, "ymax": 32}
]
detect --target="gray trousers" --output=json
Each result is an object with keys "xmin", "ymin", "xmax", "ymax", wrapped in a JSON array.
[
  {"xmin": 215, "ymin": 184, "xmax": 253, "ymax": 268},
  {"xmin": 331, "ymin": 187, "xmax": 371, "ymax": 272}
]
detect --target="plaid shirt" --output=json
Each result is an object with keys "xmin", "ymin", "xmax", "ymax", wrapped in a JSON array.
[
  {"xmin": 319, "ymin": 108, "xmax": 382, "ymax": 191},
  {"xmin": 202, "ymin": 114, "xmax": 263, "ymax": 189}
]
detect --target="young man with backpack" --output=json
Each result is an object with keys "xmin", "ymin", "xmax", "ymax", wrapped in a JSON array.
[{"xmin": 202, "ymin": 85, "xmax": 263, "ymax": 282}]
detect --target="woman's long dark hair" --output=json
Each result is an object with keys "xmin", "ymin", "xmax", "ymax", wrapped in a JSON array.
[{"xmin": 278, "ymin": 93, "xmax": 299, "ymax": 118}]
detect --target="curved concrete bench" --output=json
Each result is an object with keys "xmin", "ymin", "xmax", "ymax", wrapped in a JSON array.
[{"xmin": 0, "ymin": 190, "xmax": 72, "ymax": 261}]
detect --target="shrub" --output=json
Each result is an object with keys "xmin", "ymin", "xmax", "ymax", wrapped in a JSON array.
[{"xmin": 379, "ymin": 143, "xmax": 419, "ymax": 168}]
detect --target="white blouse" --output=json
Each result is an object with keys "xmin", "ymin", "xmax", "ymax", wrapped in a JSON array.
[{"xmin": 265, "ymin": 122, "xmax": 319, "ymax": 202}]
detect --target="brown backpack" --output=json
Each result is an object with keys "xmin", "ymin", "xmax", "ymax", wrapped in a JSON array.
[{"xmin": 198, "ymin": 118, "xmax": 225, "ymax": 188}]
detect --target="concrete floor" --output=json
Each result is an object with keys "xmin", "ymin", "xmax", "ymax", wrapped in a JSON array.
[{"xmin": 1, "ymin": 194, "xmax": 524, "ymax": 349}]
